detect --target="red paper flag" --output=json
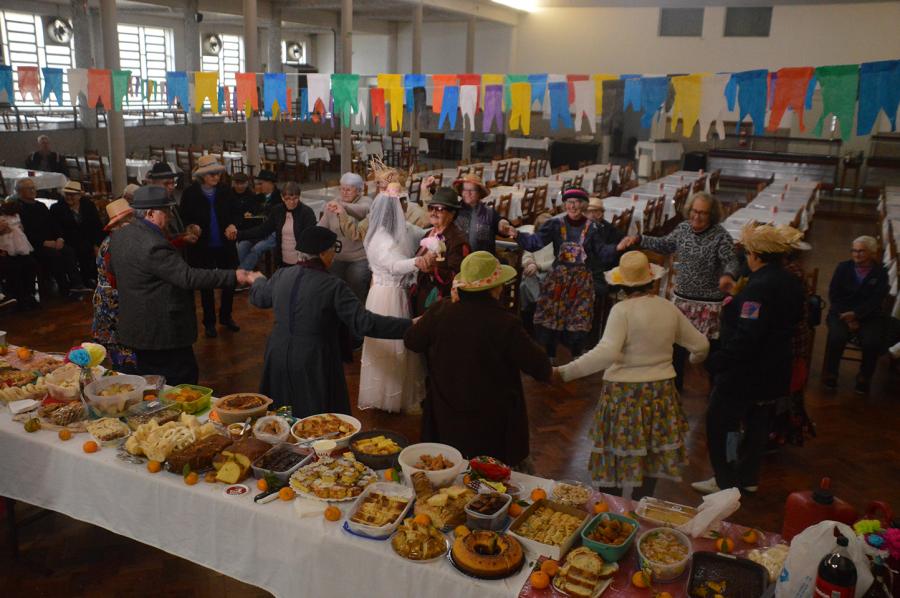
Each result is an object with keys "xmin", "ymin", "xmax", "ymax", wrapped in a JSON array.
[
  {"xmin": 87, "ymin": 69, "xmax": 112, "ymax": 109},
  {"xmin": 767, "ymin": 67, "xmax": 815, "ymax": 132},
  {"xmin": 17, "ymin": 66, "xmax": 40, "ymax": 102},
  {"xmin": 370, "ymin": 87, "xmax": 386, "ymax": 129},
  {"xmin": 567, "ymin": 74, "xmax": 589, "ymax": 104}
]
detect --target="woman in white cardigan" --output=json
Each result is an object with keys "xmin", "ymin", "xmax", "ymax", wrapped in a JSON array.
[{"xmin": 553, "ymin": 251, "xmax": 709, "ymax": 500}]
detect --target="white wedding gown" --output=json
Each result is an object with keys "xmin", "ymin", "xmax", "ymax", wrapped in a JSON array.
[{"xmin": 357, "ymin": 225, "xmax": 426, "ymax": 413}]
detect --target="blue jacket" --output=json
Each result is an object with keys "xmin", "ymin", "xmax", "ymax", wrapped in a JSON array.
[{"xmin": 827, "ymin": 259, "xmax": 889, "ymax": 320}]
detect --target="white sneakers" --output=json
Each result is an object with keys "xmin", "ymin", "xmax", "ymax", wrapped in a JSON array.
[{"xmin": 691, "ymin": 477, "xmax": 758, "ymax": 494}]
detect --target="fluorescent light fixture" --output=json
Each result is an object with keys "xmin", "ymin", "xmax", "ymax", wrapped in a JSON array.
[{"xmin": 490, "ymin": 0, "xmax": 538, "ymax": 12}]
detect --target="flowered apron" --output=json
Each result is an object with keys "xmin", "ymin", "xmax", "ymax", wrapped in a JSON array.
[{"xmin": 534, "ymin": 221, "xmax": 595, "ymax": 332}]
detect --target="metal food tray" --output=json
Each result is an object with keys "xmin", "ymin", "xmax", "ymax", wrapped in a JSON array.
[{"xmin": 687, "ymin": 551, "xmax": 771, "ymax": 598}]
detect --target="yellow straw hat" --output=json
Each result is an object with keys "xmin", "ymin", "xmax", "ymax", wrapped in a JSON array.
[
  {"xmin": 605, "ymin": 251, "xmax": 666, "ymax": 287},
  {"xmin": 741, "ymin": 222, "xmax": 792, "ymax": 254},
  {"xmin": 452, "ymin": 173, "xmax": 490, "ymax": 200},
  {"xmin": 776, "ymin": 224, "xmax": 811, "ymax": 251},
  {"xmin": 452, "ymin": 251, "xmax": 517, "ymax": 294}
]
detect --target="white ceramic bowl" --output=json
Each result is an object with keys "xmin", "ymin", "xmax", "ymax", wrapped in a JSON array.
[
  {"xmin": 397, "ymin": 442, "xmax": 465, "ymax": 489},
  {"xmin": 290, "ymin": 413, "xmax": 361, "ymax": 449},
  {"xmin": 252, "ymin": 415, "xmax": 291, "ymax": 444},
  {"xmin": 83, "ymin": 375, "xmax": 147, "ymax": 418},
  {"xmin": 212, "ymin": 393, "xmax": 273, "ymax": 425}
]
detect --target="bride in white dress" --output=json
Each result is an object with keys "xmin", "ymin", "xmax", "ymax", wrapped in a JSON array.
[{"xmin": 357, "ymin": 192, "xmax": 431, "ymax": 413}]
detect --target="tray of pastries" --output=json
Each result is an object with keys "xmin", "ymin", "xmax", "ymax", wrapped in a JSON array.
[
  {"xmin": 411, "ymin": 471, "xmax": 475, "ymax": 531},
  {"xmin": 508, "ymin": 499, "xmax": 590, "ymax": 560},
  {"xmin": 390, "ymin": 518, "xmax": 449, "ymax": 562},
  {"xmin": 347, "ymin": 482, "xmax": 415, "ymax": 538},
  {"xmin": 289, "ymin": 456, "xmax": 377, "ymax": 501},
  {"xmin": 126, "ymin": 413, "xmax": 218, "ymax": 463},
  {"xmin": 291, "ymin": 413, "xmax": 361, "ymax": 447},
  {"xmin": 552, "ymin": 547, "xmax": 617, "ymax": 598}
]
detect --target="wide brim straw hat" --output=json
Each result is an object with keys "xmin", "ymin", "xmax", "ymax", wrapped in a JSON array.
[
  {"xmin": 104, "ymin": 198, "xmax": 133, "ymax": 231},
  {"xmin": 776, "ymin": 224, "xmax": 811, "ymax": 251},
  {"xmin": 62, "ymin": 180, "xmax": 83, "ymax": 195},
  {"xmin": 741, "ymin": 222, "xmax": 792, "ymax": 254},
  {"xmin": 452, "ymin": 173, "xmax": 490, "ymax": 200},
  {"xmin": 193, "ymin": 155, "xmax": 226, "ymax": 177},
  {"xmin": 122, "ymin": 183, "xmax": 141, "ymax": 198},
  {"xmin": 453, "ymin": 251, "xmax": 517, "ymax": 293},
  {"xmin": 605, "ymin": 250, "xmax": 666, "ymax": 287},
  {"xmin": 586, "ymin": 197, "xmax": 604, "ymax": 210}
]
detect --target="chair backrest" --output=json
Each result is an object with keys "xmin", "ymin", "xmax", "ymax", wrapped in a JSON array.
[
  {"xmin": 473, "ymin": 165, "xmax": 485, "ymax": 179},
  {"xmin": 593, "ymin": 171, "xmax": 610, "ymax": 197},
  {"xmin": 520, "ymin": 187, "xmax": 537, "ymax": 221},
  {"xmin": 692, "ymin": 175, "xmax": 707, "ymax": 194},
  {"xmin": 614, "ymin": 207, "xmax": 634, "ymax": 235},
  {"xmin": 433, "ymin": 173, "xmax": 444, "ymax": 188},
  {"xmin": 283, "ymin": 143, "xmax": 298, "ymax": 165},
  {"xmin": 642, "ymin": 198, "xmax": 656, "ymax": 234},
  {"xmin": 0, "ymin": 173, "xmax": 6, "ymax": 197},
  {"xmin": 263, "ymin": 142, "xmax": 279, "ymax": 161},
  {"xmin": 507, "ymin": 160, "xmax": 520, "ymax": 184},
  {"xmin": 148, "ymin": 145, "xmax": 165, "ymax": 162},
  {"xmin": 321, "ymin": 136, "xmax": 337, "ymax": 153},
  {"xmin": 573, "ymin": 174, "xmax": 584, "ymax": 188},
  {"xmin": 174, "ymin": 146, "xmax": 192, "ymax": 173},
  {"xmin": 408, "ymin": 177, "xmax": 422, "ymax": 205},
  {"xmin": 456, "ymin": 166, "xmax": 470, "ymax": 177},
  {"xmin": 496, "ymin": 193, "xmax": 512, "ymax": 219},
  {"xmin": 673, "ymin": 186, "xmax": 689, "ymax": 217},
  {"xmin": 709, "ymin": 169, "xmax": 721, "ymax": 193},
  {"xmin": 536, "ymin": 159, "xmax": 548, "ymax": 177},
  {"xmin": 228, "ymin": 155, "xmax": 245, "ymax": 176},
  {"xmin": 532, "ymin": 185, "xmax": 549, "ymax": 217},
  {"xmin": 283, "ymin": 134, "xmax": 298, "ymax": 145},
  {"xmin": 652, "ymin": 194, "xmax": 666, "ymax": 234},
  {"xmin": 621, "ymin": 162, "xmax": 634, "ymax": 182},
  {"xmin": 494, "ymin": 161, "xmax": 509, "ymax": 185},
  {"xmin": 494, "ymin": 245, "xmax": 524, "ymax": 314}
]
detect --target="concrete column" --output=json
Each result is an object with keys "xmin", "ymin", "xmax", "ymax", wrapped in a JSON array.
[
  {"xmin": 462, "ymin": 17, "xmax": 476, "ymax": 162},
  {"xmin": 410, "ymin": 3, "xmax": 423, "ymax": 149},
  {"xmin": 387, "ymin": 22, "xmax": 398, "ymax": 73},
  {"xmin": 244, "ymin": 0, "xmax": 260, "ymax": 172},
  {"xmin": 339, "ymin": 0, "xmax": 353, "ymax": 174},
  {"xmin": 99, "ymin": 0, "xmax": 126, "ymax": 195},
  {"xmin": 268, "ymin": 6, "xmax": 283, "ymax": 74},
  {"xmin": 184, "ymin": 0, "xmax": 201, "ymax": 140},
  {"xmin": 71, "ymin": 0, "xmax": 96, "ymax": 128}
]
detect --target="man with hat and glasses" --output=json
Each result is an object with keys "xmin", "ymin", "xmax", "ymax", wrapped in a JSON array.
[
  {"xmin": 412, "ymin": 187, "xmax": 470, "ymax": 315},
  {"xmin": 50, "ymin": 181, "xmax": 105, "ymax": 287},
  {"xmin": 449, "ymin": 173, "xmax": 510, "ymax": 256},
  {"xmin": 109, "ymin": 186, "xmax": 257, "ymax": 385}
]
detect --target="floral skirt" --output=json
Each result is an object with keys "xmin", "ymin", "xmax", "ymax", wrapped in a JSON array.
[
  {"xmin": 589, "ymin": 379, "xmax": 688, "ymax": 489},
  {"xmin": 534, "ymin": 265, "xmax": 594, "ymax": 332},
  {"xmin": 673, "ymin": 294, "xmax": 723, "ymax": 340},
  {"xmin": 91, "ymin": 287, "xmax": 137, "ymax": 369}
]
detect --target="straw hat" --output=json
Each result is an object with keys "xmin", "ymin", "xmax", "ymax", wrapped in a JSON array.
[
  {"xmin": 605, "ymin": 251, "xmax": 666, "ymax": 287},
  {"xmin": 193, "ymin": 155, "xmax": 225, "ymax": 177},
  {"xmin": 586, "ymin": 197, "xmax": 604, "ymax": 211},
  {"xmin": 370, "ymin": 156, "xmax": 408, "ymax": 187},
  {"xmin": 122, "ymin": 183, "xmax": 140, "ymax": 199},
  {"xmin": 62, "ymin": 181, "xmax": 83, "ymax": 195},
  {"xmin": 453, "ymin": 251, "xmax": 517, "ymax": 293},
  {"xmin": 452, "ymin": 173, "xmax": 490, "ymax": 200},
  {"xmin": 104, "ymin": 198, "xmax": 133, "ymax": 231},
  {"xmin": 741, "ymin": 222, "xmax": 792, "ymax": 254},
  {"xmin": 776, "ymin": 224, "xmax": 811, "ymax": 251}
]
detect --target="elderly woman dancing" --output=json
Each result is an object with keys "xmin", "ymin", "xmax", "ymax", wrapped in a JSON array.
[{"xmin": 319, "ymin": 172, "xmax": 373, "ymax": 300}]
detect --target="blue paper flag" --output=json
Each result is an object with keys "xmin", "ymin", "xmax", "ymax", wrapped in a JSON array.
[
  {"xmin": 548, "ymin": 81, "xmax": 573, "ymax": 131},
  {"xmin": 404, "ymin": 74, "xmax": 426, "ymax": 109},
  {"xmin": 622, "ymin": 74, "xmax": 642, "ymax": 111},
  {"xmin": 165, "ymin": 71, "xmax": 188, "ymax": 108},
  {"xmin": 528, "ymin": 74, "xmax": 548, "ymax": 108},
  {"xmin": 0, "ymin": 65, "xmax": 14, "ymax": 105},
  {"xmin": 263, "ymin": 73, "xmax": 287, "ymax": 118},
  {"xmin": 300, "ymin": 87, "xmax": 309, "ymax": 121},
  {"xmin": 725, "ymin": 69, "xmax": 768, "ymax": 134},
  {"xmin": 41, "ymin": 67, "xmax": 64, "ymax": 106},
  {"xmin": 640, "ymin": 76, "xmax": 669, "ymax": 128},
  {"xmin": 218, "ymin": 85, "xmax": 225, "ymax": 113},
  {"xmin": 857, "ymin": 59, "xmax": 900, "ymax": 136},
  {"xmin": 438, "ymin": 85, "xmax": 460, "ymax": 129}
]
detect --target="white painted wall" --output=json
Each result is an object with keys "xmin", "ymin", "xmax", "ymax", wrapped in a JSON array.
[
  {"xmin": 513, "ymin": 2, "xmax": 900, "ymax": 74},
  {"xmin": 395, "ymin": 21, "xmax": 513, "ymax": 74},
  {"xmin": 352, "ymin": 33, "xmax": 391, "ymax": 75},
  {"xmin": 316, "ymin": 32, "xmax": 335, "ymax": 74}
]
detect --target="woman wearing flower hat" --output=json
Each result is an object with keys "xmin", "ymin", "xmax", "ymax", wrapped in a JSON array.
[
  {"xmin": 91, "ymin": 198, "xmax": 137, "ymax": 369},
  {"xmin": 405, "ymin": 251, "xmax": 552, "ymax": 467},
  {"xmin": 451, "ymin": 173, "xmax": 510, "ymax": 255},
  {"xmin": 555, "ymin": 251, "xmax": 709, "ymax": 499}
]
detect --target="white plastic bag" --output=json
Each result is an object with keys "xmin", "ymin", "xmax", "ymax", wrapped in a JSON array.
[
  {"xmin": 677, "ymin": 487, "xmax": 741, "ymax": 538},
  {"xmin": 775, "ymin": 520, "xmax": 872, "ymax": 598}
]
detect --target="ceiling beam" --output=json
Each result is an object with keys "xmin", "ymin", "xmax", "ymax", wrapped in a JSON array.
[{"xmin": 413, "ymin": 0, "xmax": 520, "ymax": 25}]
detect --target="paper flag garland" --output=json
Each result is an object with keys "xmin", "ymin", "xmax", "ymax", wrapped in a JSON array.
[
  {"xmin": 439, "ymin": 85, "xmax": 460, "ymax": 129},
  {"xmin": 331, "ymin": 73, "xmax": 359, "ymax": 127},
  {"xmin": 307, "ymin": 73, "xmax": 331, "ymax": 114},
  {"xmin": 166, "ymin": 71, "xmax": 188, "ymax": 108},
  {"xmin": 355, "ymin": 86, "xmax": 369, "ymax": 128},
  {"xmin": 592, "ymin": 74, "xmax": 616, "ymax": 117},
  {"xmin": 370, "ymin": 86, "xmax": 386, "ymax": 130},
  {"xmin": 670, "ymin": 74, "xmax": 703, "ymax": 137},
  {"xmin": 458, "ymin": 74, "xmax": 481, "ymax": 108},
  {"xmin": 698, "ymin": 73, "xmax": 729, "ymax": 141},
  {"xmin": 111, "ymin": 69, "xmax": 132, "ymax": 111},
  {"xmin": 17, "ymin": 66, "xmax": 40, "ymax": 102},
  {"xmin": 600, "ymin": 79, "xmax": 624, "ymax": 135},
  {"xmin": 548, "ymin": 81, "xmax": 573, "ymax": 131},
  {"xmin": 508, "ymin": 81, "xmax": 532, "ymax": 135},
  {"xmin": 41, "ymin": 67, "xmax": 64, "ymax": 106},
  {"xmin": 431, "ymin": 74, "xmax": 458, "ymax": 114},
  {"xmin": 813, "ymin": 64, "xmax": 859, "ymax": 139},
  {"xmin": 262, "ymin": 72, "xmax": 286, "ymax": 118},
  {"xmin": 194, "ymin": 72, "xmax": 219, "ymax": 114},
  {"xmin": 404, "ymin": 73, "xmax": 426, "ymax": 109},
  {"xmin": 504, "ymin": 74, "xmax": 528, "ymax": 111},
  {"xmin": 482, "ymin": 74, "xmax": 504, "ymax": 109},
  {"xmin": 483, "ymin": 84, "xmax": 504, "ymax": 133},
  {"xmin": 377, "ymin": 74, "xmax": 404, "ymax": 132},
  {"xmin": 235, "ymin": 73, "xmax": 258, "ymax": 115},
  {"xmin": 640, "ymin": 76, "xmax": 669, "ymax": 128},
  {"xmin": 459, "ymin": 84, "xmax": 478, "ymax": 130},
  {"xmin": 87, "ymin": 69, "xmax": 112, "ymax": 109},
  {"xmin": 572, "ymin": 79, "xmax": 596, "ymax": 134},
  {"xmin": 566, "ymin": 74, "xmax": 589, "ymax": 104},
  {"xmin": 622, "ymin": 75, "xmax": 642, "ymax": 111},
  {"xmin": 857, "ymin": 59, "xmax": 900, "ymax": 136},
  {"xmin": 767, "ymin": 67, "xmax": 814, "ymax": 131},
  {"xmin": 0, "ymin": 65, "xmax": 14, "ymax": 104},
  {"xmin": 299, "ymin": 87, "xmax": 309, "ymax": 121},
  {"xmin": 725, "ymin": 69, "xmax": 768, "ymax": 135}
]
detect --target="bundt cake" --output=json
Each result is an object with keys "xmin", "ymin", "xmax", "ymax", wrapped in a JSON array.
[{"xmin": 450, "ymin": 529, "xmax": 524, "ymax": 579}]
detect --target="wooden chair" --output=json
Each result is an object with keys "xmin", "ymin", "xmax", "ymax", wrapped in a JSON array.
[
  {"xmin": 651, "ymin": 194, "xmax": 666, "ymax": 234},
  {"xmin": 227, "ymin": 155, "xmax": 245, "ymax": 177},
  {"xmin": 621, "ymin": 163, "xmax": 634, "ymax": 184},
  {"xmin": 495, "ymin": 244, "xmax": 524, "ymax": 314},
  {"xmin": 573, "ymin": 174, "xmax": 584, "ymax": 189},
  {"xmin": 593, "ymin": 170, "xmax": 611, "ymax": 198},
  {"xmin": 534, "ymin": 158, "xmax": 549, "ymax": 178},
  {"xmin": 283, "ymin": 134, "xmax": 298, "ymax": 145},
  {"xmin": 148, "ymin": 145, "xmax": 165, "ymax": 162},
  {"xmin": 531, "ymin": 185, "xmax": 549, "ymax": 221},
  {"xmin": 472, "ymin": 165, "xmax": 485, "ymax": 180},
  {"xmin": 84, "ymin": 154, "xmax": 108, "ymax": 194},
  {"xmin": 64, "ymin": 155, "xmax": 85, "ymax": 184},
  {"xmin": 408, "ymin": 177, "xmax": 423, "ymax": 205},
  {"xmin": 519, "ymin": 187, "xmax": 537, "ymax": 225},
  {"xmin": 456, "ymin": 166, "xmax": 470, "ymax": 177},
  {"xmin": 496, "ymin": 193, "xmax": 512, "ymax": 219},
  {"xmin": 493, "ymin": 162, "xmax": 509, "ymax": 187},
  {"xmin": 507, "ymin": 160, "xmax": 520, "ymax": 184},
  {"xmin": 320, "ymin": 137, "xmax": 337, "ymax": 171},
  {"xmin": 642, "ymin": 198, "xmax": 657, "ymax": 235},
  {"xmin": 261, "ymin": 141, "xmax": 282, "ymax": 177},
  {"xmin": 0, "ymin": 173, "xmax": 7, "ymax": 197},
  {"xmin": 692, "ymin": 176, "xmax": 707, "ymax": 194},
  {"xmin": 640, "ymin": 250, "xmax": 671, "ymax": 296},
  {"xmin": 612, "ymin": 206, "xmax": 634, "ymax": 235},
  {"xmin": 282, "ymin": 144, "xmax": 306, "ymax": 182},
  {"xmin": 709, "ymin": 169, "xmax": 721, "ymax": 193}
]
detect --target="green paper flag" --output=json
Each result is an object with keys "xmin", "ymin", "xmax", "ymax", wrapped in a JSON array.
[
  {"xmin": 504, "ymin": 74, "xmax": 528, "ymax": 111},
  {"xmin": 331, "ymin": 73, "xmax": 360, "ymax": 127},
  {"xmin": 813, "ymin": 64, "xmax": 859, "ymax": 139},
  {"xmin": 111, "ymin": 69, "xmax": 132, "ymax": 111}
]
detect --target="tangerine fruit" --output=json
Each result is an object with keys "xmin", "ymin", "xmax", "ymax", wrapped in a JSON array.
[
  {"xmin": 257, "ymin": 478, "xmax": 268, "ymax": 492},
  {"xmin": 82, "ymin": 440, "xmax": 99, "ymax": 453},
  {"xmin": 413, "ymin": 513, "xmax": 432, "ymax": 527},
  {"xmin": 204, "ymin": 471, "xmax": 217, "ymax": 483},
  {"xmin": 147, "ymin": 460, "xmax": 162, "ymax": 473},
  {"xmin": 58, "ymin": 429, "xmax": 72, "ymax": 441},
  {"xmin": 144, "ymin": 394, "xmax": 157, "ymax": 402},
  {"xmin": 632, "ymin": 570, "xmax": 651, "ymax": 589},
  {"xmin": 530, "ymin": 487, "xmax": 547, "ymax": 501},
  {"xmin": 16, "ymin": 346, "xmax": 33, "ymax": 361},
  {"xmin": 324, "ymin": 506, "xmax": 341, "ymax": 521},
  {"xmin": 530, "ymin": 571, "xmax": 550, "ymax": 590},
  {"xmin": 454, "ymin": 525, "xmax": 470, "ymax": 539},
  {"xmin": 715, "ymin": 536, "xmax": 735, "ymax": 553},
  {"xmin": 0, "ymin": 344, "xmax": 8, "ymax": 355},
  {"xmin": 184, "ymin": 472, "xmax": 199, "ymax": 485},
  {"xmin": 508, "ymin": 502, "xmax": 524, "ymax": 518},
  {"xmin": 658, "ymin": 593, "xmax": 673, "ymax": 598},
  {"xmin": 540, "ymin": 559, "xmax": 560, "ymax": 578},
  {"xmin": 278, "ymin": 487, "xmax": 295, "ymax": 501},
  {"xmin": 741, "ymin": 529, "xmax": 760, "ymax": 544},
  {"xmin": 593, "ymin": 500, "xmax": 610, "ymax": 514}
]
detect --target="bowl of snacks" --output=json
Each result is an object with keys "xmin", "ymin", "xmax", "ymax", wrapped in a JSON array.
[
  {"xmin": 44, "ymin": 363, "xmax": 101, "ymax": 402},
  {"xmin": 551, "ymin": 479, "xmax": 593, "ymax": 509},
  {"xmin": 349, "ymin": 429, "xmax": 409, "ymax": 470},
  {"xmin": 290, "ymin": 412, "xmax": 361, "ymax": 449},
  {"xmin": 83, "ymin": 374, "xmax": 146, "ymax": 417},
  {"xmin": 464, "ymin": 492, "xmax": 512, "ymax": 531},
  {"xmin": 636, "ymin": 527, "xmax": 692, "ymax": 582},
  {"xmin": 581, "ymin": 512, "xmax": 639, "ymax": 562},
  {"xmin": 162, "ymin": 384, "xmax": 213, "ymax": 414},
  {"xmin": 252, "ymin": 415, "xmax": 291, "ymax": 444},
  {"xmin": 397, "ymin": 442, "xmax": 465, "ymax": 489},
  {"xmin": 212, "ymin": 393, "xmax": 272, "ymax": 425}
]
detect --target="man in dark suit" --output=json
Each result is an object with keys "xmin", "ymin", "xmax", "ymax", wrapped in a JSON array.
[
  {"xmin": 25, "ymin": 135, "xmax": 69, "ymax": 176},
  {"xmin": 49, "ymin": 181, "xmax": 105, "ymax": 286},
  {"xmin": 236, "ymin": 169, "xmax": 281, "ymax": 270},
  {"xmin": 109, "ymin": 186, "xmax": 256, "ymax": 385}
]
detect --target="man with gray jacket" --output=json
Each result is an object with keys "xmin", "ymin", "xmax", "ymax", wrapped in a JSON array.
[{"xmin": 110, "ymin": 186, "xmax": 255, "ymax": 384}]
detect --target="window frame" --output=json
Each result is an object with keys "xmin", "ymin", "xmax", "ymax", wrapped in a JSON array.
[
  {"xmin": 658, "ymin": 7, "xmax": 705, "ymax": 38},
  {"xmin": 723, "ymin": 6, "xmax": 773, "ymax": 38},
  {"xmin": 117, "ymin": 23, "xmax": 175, "ymax": 109}
]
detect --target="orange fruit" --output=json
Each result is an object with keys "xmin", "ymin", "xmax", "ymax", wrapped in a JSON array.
[
  {"xmin": 741, "ymin": 529, "xmax": 760, "ymax": 544},
  {"xmin": 257, "ymin": 478, "xmax": 269, "ymax": 492},
  {"xmin": 593, "ymin": 500, "xmax": 610, "ymax": 514},
  {"xmin": 0, "ymin": 344, "xmax": 8, "ymax": 355},
  {"xmin": 530, "ymin": 487, "xmax": 547, "ymax": 502},
  {"xmin": 147, "ymin": 460, "xmax": 162, "ymax": 473},
  {"xmin": 144, "ymin": 394, "xmax": 157, "ymax": 402},
  {"xmin": 508, "ymin": 502, "xmax": 524, "ymax": 518},
  {"xmin": 657, "ymin": 593, "xmax": 673, "ymax": 598},
  {"xmin": 454, "ymin": 525, "xmax": 470, "ymax": 539},
  {"xmin": 540, "ymin": 559, "xmax": 560, "ymax": 578},
  {"xmin": 632, "ymin": 570, "xmax": 651, "ymax": 589},
  {"xmin": 384, "ymin": 468, "xmax": 400, "ymax": 482},
  {"xmin": 184, "ymin": 472, "xmax": 199, "ymax": 486},
  {"xmin": 715, "ymin": 536, "xmax": 735, "ymax": 553},
  {"xmin": 204, "ymin": 471, "xmax": 217, "ymax": 483},
  {"xmin": 16, "ymin": 346, "xmax": 33, "ymax": 361},
  {"xmin": 324, "ymin": 506, "xmax": 341, "ymax": 521},
  {"xmin": 58, "ymin": 429, "xmax": 72, "ymax": 441},
  {"xmin": 530, "ymin": 571, "xmax": 550, "ymax": 590},
  {"xmin": 82, "ymin": 440, "xmax": 99, "ymax": 453},
  {"xmin": 413, "ymin": 513, "xmax": 432, "ymax": 527},
  {"xmin": 278, "ymin": 487, "xmax": 295, "ymax": 501}
]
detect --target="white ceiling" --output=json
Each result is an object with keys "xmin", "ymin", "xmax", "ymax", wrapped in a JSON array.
[{"xmin": 534, "ymin": 0, "xmax": 890, "ymax": 6}]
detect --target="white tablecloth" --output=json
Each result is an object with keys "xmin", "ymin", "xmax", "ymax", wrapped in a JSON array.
[
  {"xmin": 634, "ymin": 141, "xmax": 684, "ymax": 163},
  {"xmin": 92, "ymin": 158, "xmax": 167, "ymax": 183},
  {"xmin": 1, "ymin": 166, "xmax": 68, "ymax": 192},
  {"xmin": 0, "ymin": 413, "xmax": 542, "ymax": 598},
  {"xmin": 488, "ymin": 185, "xmax": 526, "ymax": 221},
  {"xmin": 505, "ymin": 137, "xmax": 551, "ymax": 152},
  {"xmin": 380, "ymin": 136, "xmax": 429, "ymax": 154}
]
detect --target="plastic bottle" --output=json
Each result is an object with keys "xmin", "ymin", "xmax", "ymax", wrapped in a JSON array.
[
  {"xmin": 814, "ymin": 535, "xmax": 857, "ymax": 598},
  {"xmin": 782, "ymin": 478, "xmax": 858, "ymax": 542}
]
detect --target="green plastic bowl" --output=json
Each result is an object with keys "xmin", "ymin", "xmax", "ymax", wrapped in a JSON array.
[
  {"xmin": 580, "ymin": 512, "xmax": 639, "ymax": 562},
  {"xmin": 161, "ymin": 384, "xmax": 213, "ymax": 414}
]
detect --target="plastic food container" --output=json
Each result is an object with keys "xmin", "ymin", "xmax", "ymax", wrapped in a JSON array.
[
  {"xmin": 348, "ymin": 429, "xmax": 409, "ymax": 470},
  {"xmin": 397, "ymin": 442, "xmax": 465, "ymax": 489},
  {"xmin": 507, "ymin": 499, "xmax": 590, "ymax": 561},
  {"xmin": 83, "ymin": 374, "xmax": 147, "ymax": 418},
  {"xmin": 125, "ymin": 401, "xmax": 182, "ymax": 430},
  {"xmin": 252, "ymin": 415, "xmax": 291, "ymax": 444},
  {"xmin": 687, "ymin": 551, "xmax": 771, "ymax": 598},
  {"xmin": 251, "ymin": 443, "xmax": 313, "ymax": 482},
  {"xmin": 44, "ymin": 364, "xmax": 99, "ymax": 402},
  {"xmin": 636, "ymin": 527, "xmax": 692, "ymax": 582},
  {"xmin": 551, "ymin": 479, "xmax": 593, "ymax": 509},
  {"xmin": 580, "ymin": 512, "xmax": 639, "ymax": 562},
  {"xmin": 162, "ymin": 384, "xmax": 213, "ymax": 415},
  {"xmin": 346, "ymin": 482, "xmax": 415, "ymax": 539},
  {"xmin": 464, "ymin": 492, "xmax": 512, "ymax": 531},
  {"xmin": 213, "ymin": 393, "xmax": 272, "ymax": 424}
]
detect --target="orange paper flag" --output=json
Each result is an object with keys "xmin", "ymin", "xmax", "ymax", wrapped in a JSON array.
[
  {"xmin": 432, "ymin": 74, "xmax": 459, "ymax": 114},
  {"xmin": 87, "ymin": 69, "xmax": 112, "ymax": 108},
  {"xmin": 235, "ymin": 73, "xmax": 258, "ymax": 115}
]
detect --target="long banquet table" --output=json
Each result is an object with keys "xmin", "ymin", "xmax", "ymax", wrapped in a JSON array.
[{"xmin": 0, "ymin": 166, "xmax": 68, "ymax": 192}]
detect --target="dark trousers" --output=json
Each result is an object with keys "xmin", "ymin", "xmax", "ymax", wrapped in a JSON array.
[
  {"xmin": 535, "ymin": 325, "xmax": 588, "ymax": 360},
  {"xmin": 823, "ymin": 312, "xmax": 885, "ymax": 382},
  {"xmin": 72, "ymin": 243, "xmax": 98, "ymax": 284},
  {"xmin": 198, "ymin": 247, "xmax": 236, "ymax": 327},
  {"xmin": 706, "ymin": 384, "xmax": 770, "ymax": 489},
  {"xmin": 134, "ymin": 346, "xmax": 199, "ymax": 386},
  {"xmin": 587, "ymin": 290, "xmax": 612, "ymax": 349},
  {"xmin": 0, "ymin": 254, "xmax": 38, "ymax": 305},
  {"xmin": 35, "ymin": 245, "xmax": 83, "ymax": 294},
  {"xmin": 674, "ymin": 338, "xmax": 719, "ymax": 391}
]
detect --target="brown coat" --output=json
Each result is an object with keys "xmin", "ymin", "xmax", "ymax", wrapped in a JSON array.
[
  {"xmin": 412, "ymin": 222, "xmax": 470, "ymax": 316},
  {"xmin": 404, "ymin": 292, "xmax": 552, "ymax": 466}
]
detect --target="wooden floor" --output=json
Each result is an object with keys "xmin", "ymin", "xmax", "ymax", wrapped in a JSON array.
[{"xmin": 1, "ymin": 197, "xmax": 898, "ymax": 596}]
